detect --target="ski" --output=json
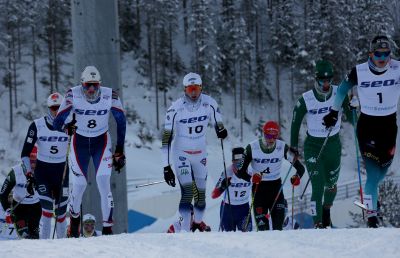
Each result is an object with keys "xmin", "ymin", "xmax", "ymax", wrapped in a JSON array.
[{"xmin": 353, "ymin": 200, "xmax": 368, "ymax": 210}]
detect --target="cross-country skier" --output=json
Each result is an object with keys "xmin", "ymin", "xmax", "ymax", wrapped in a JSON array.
[
  {"xmin": 323, "ymin": 35, "xmax": 399, "ymax": 228},
  {"xmin": 54, "ymin": 66, "xmax": 126, "ymax": 236},
  {"xmin": 236, "ymin": 121, "xmax": 305, "ymax": 230},
  {"xmin": 211, "ymin": 147, "xmax": 252, "ymax": 232},
  {"xmin": 20, "ymin": 92, "xmax": 70, "ymax": 238},
  {"xmin": 0, "ymin": 147, "xmax": 41, "ymax": 239},
  {"xmin": 290, "ymin": 60, "xmax": 353, "ymax": 228},
  {"xmin": 162, "ymin": 72, "xmax": 227, "ymax": 232}
]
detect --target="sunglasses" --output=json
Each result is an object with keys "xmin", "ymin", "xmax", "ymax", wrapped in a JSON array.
[
  {"xmin": 373, "ymin": 51, "xmax": 391, "ymax": 59},
  {"xmin": 49, "ymin": 105, "xmax": 60, "ymax": 112},
  {"xmin": 264, "ymin": 133, "xmax": 278, "ymax": 140},
  {"xmin": 317, "ymin": 77, "xmax": 333, "ymax": 85},
  {"xmin": 82, "ymin": 82, "xmax": 100, "ymax": 88}
]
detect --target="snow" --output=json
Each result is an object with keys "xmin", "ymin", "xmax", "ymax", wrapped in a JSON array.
[{"xmin": 0, "ymin": 229, "xmax": 399, "ymax": 258}]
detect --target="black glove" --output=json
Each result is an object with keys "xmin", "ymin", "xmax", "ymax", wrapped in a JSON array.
[
  {"xmin": 113, "ymin": 145, "xmax": 126, "ymax": 173},
  {"xmin": 220, "ymin": 177, "xmax": 231, "ymax": 190},
  {"xmin": 163, "ymin": 165, "xmax": 176, "ymax": 187},
  {"xmin": 26, "ymin": 172, "xmax": 36, "ymax": 195},
  {"xmin": 66, "ymin": 114, "xmax": 77, "ymax": 136},
  {"xmin": 216, "ymin": 126, "xmax": 228, "ymax": 139},
  {"xmin": 322, "ymin": 110, "xmax": 339, "ymax": 129}
]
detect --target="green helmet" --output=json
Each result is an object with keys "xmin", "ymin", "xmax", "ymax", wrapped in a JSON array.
[{"xmin": 315, "ymin": 60, "xmax": 333, "ymax": 79}]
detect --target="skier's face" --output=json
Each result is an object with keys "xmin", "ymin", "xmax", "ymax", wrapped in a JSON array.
[
  {"xmin": 185, "ymin": 84, "xmax": 202, "ymax": 101},
  {"xmin": 317, "ymin": 77, "xmax": 332, "ymax": 92},
  {"xmin": 264, "ymin": 131, "xmax": 278, "ymax": 146},
  {"xmin": 83, "ymin": 220, "xmax": 95, "ymax": 234},
  {"xmin": 49, "ymin": 105, "xmax": 60, "ymax": 118},
  {"xmin": 370, "ymin": 48, "xmax": 391, "ymax": 68},
  {"xmin": 82, "ymin": 82, "xmax": 100, "ymax": 101}
]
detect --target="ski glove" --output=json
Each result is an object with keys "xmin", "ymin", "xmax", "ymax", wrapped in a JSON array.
[
  {"xmin": 323, "ymin": 110, "xmax": 338, "ymax": 129},
  {"xmin": 164, "ymin": 165, "xmax": 176, "ymax": 187},
  {"xmin": 349, "ymin": 96, "xmax": 359, "ymax": 110},
  {"xmin": 290, "ymin": 174, "xmax": 301, "ymax": 186},
  {"xmin": 65, "ymin": 114, "xmax": 77, "ymax": 136},
  {"xmin": 216, "ymin": 126, "xmax": 228, "ymax": 139},
  {"xmin": 113, "ymin": 145, "xmax": 126, "ymax": 173},
  {"xmin": 252, "ymin": 173, "xmax": 262, "ymax": 185},
  {"xmin": 220, "ymin": 177, "xmax": 232, "ymax": 190},
  {"xmin": 26, "ymin": 172, "xmax": 36, "ymax": 195}
]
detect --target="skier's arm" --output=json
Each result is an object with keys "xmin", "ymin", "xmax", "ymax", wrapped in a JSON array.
[
  {"xmin": 341, "ymin": 94, "xmax": 354, "ymax": 125},
  {"xmin": 110, "ymin": 90, "xmax": 126, "ymax": 150},
  {"xmin": 211, "ymin": 172, "xmax": 227, "ymax": 199},
  {"xmin": 162, "ymin": 105, "xmax": 177, "ymax": 167},
  {"xmin": 284, "ymin": 144, "xmax": 305, "ymax": 178},
  {"xmin": 0, "ymin": 170, "xmax": 16, "ymax": 211},
  {"xmin": 290, "ymin": 97, "xmax": 307, "ymax": 149},
  {"xmin": 209, "ymin": 99, "xmax": 227, "ymax": 138},
  {"xmin": 20, "ymin": 122, "xmax": 38, "ymax": 173},
  {"xmin": 236, "ymin": 144, "xmax": 252, "ymax": 182},
  {"xmin": 54, "ymin": 89, "xmax": 73, "ymax": 131},
  {"xmin": 332, "ymin": 67, "xmax": 357, "ymax": 111}
]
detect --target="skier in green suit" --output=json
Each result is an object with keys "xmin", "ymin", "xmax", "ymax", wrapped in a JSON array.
[{"xmin": 290, "ymin": 60, "xmax": 353, "ymax": 228}]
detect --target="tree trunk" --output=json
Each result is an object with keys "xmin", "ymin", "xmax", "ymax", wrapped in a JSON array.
[
  {"xmin": 276, "ymin": 64, "xmax": 281, "ymax": 124},
  {"xmin": 17, "ymin": 24, "xmax": 22, "ymax": 61},
  {"xmin": 53, "ymin": 25, "xmax": 59, "ymax": 91},
  {"xmin": 8, "ymin": 41, "xmax": 13, "ymax": 132},
  {"xmin": 233, "ymin": 63, "xmax": 237, "ymax": 119},
  {"xmin": 240, "ymin": 61, "xmax": 244, "ymax": 142},
  {"xmin": 183, "ymin": 0, "xmax": 188, "ymax": 44},
  {"xmin": 12, "ymin": 28, "xmax": 17, "ymax": 108},
  {"xmin": 32, "ymin": 25, "xmax": 38, "ymax": 103}
]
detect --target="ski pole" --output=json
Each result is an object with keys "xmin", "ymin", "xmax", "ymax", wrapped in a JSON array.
[
  {"xmin": 53, "ymin": 113, "xmax": 75, "ymax": 239},
  {"xmin": 291, "ymin": 184, "xmax": 295, "ymax": 229},
  {"xmin": 218, "ymin": 191, "xmax": 227, "ymax": 232},
  {"xmin": 244, "ymin": 182, "xmax": 259, "ymax": 231},
  {"xmin": 299, "ymin": 127, "xmax": 333, "ymax": 200},
  {"xmin": 352, "ymin": 109, "xmax": 364, "ymax": 220},
  {"xmin": 220, "ymin": 139, "xmax": 234, "ymax": 231},
  {"xmin": 266, "ymin": 163, "xmax": 293, "ymax": 220},
  {"xmin": 135, "ymin": 180, "xmax": 166, "ymax": 188}
]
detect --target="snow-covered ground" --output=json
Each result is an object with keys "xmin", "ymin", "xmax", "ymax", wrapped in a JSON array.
[{"xmin": 1, "ymin": 228, "xmax": 399, "ymax": 258}]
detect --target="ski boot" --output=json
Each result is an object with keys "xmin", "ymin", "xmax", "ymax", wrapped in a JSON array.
[
  {"xmin": 102, "ymin": 226, "xmax": 113, "ymax": 235},
  {"xmin": 69, "ymin": 216, "xmax": 80, "ymax": 238},
  {"xmin": 314, "ymin": 222, "xmax": 324, "ymax": 229},
  {"xmin": 191, "ymin": 221, "xmax": 211, "ymax": 232},
  {"xmin": 367, "ymin": 216, "xmax": 379, "ymax": 228},
  {"xmin": 322, "ymin": 207, "xmax": 332, "ymax": 228}
]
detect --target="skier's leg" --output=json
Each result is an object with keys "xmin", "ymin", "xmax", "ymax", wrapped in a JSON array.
[
  {"xmin": 304, "ymin": 137, "xmax": 325, "ymax": 226},
  {"xmin": 173, "ymin": 151, "xmax": 193, "ymax": 232},
  {"xmin": 93, "ymin": 133, "xmax": 114, "ymax": 233},
  {"xmin": 191, "ymin": 153, "xmax": 207, "ymax": 224}
]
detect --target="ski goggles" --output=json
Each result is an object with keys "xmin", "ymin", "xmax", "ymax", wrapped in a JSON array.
[
  {"xmin": 185, "ymin": 84, "xmax": 202, "ymax": 95},
  {"xmin": 317, "ymin": 77, "xmax": 333, "ymax": 86},
  {"xmin": 373, "ymin": 51, "xmax": 391, "ymax": 60},
  {"xmin": 82, "ymin": 82, "xmax": 100, "ymax": 89},
  {"xmin": 264, "ymin": 132, "xmax": 279, "ymax": 140}
]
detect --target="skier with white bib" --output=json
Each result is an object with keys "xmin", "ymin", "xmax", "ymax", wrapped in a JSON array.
[
  {"xmin": 20, "ymin": 92, "xmax": 70, "ymax": 238},
  {"xmin": 162, "ymin": 72, "xmax": 227, "ymax": 232},
  {"xmin": 237, "ymin": 121, "xmax": 305, "ymax": 231},
  {"xmin": 54, "ymin": 66, "xmax": 126, "ymax": 236},
  {"xmin": 323, "ymin": 35, "xmax": 399, "ymax": 228},
  {"xmin": 0, "ymin": 147, "xmax": 41, "ymax": 239},
  {"xmin": 290, "ymin": 60, "xmax": 353, "ymax": 228},
  {"xmin": 211, "ymin": 147, "xmax": 252, "ymax": 232}
]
